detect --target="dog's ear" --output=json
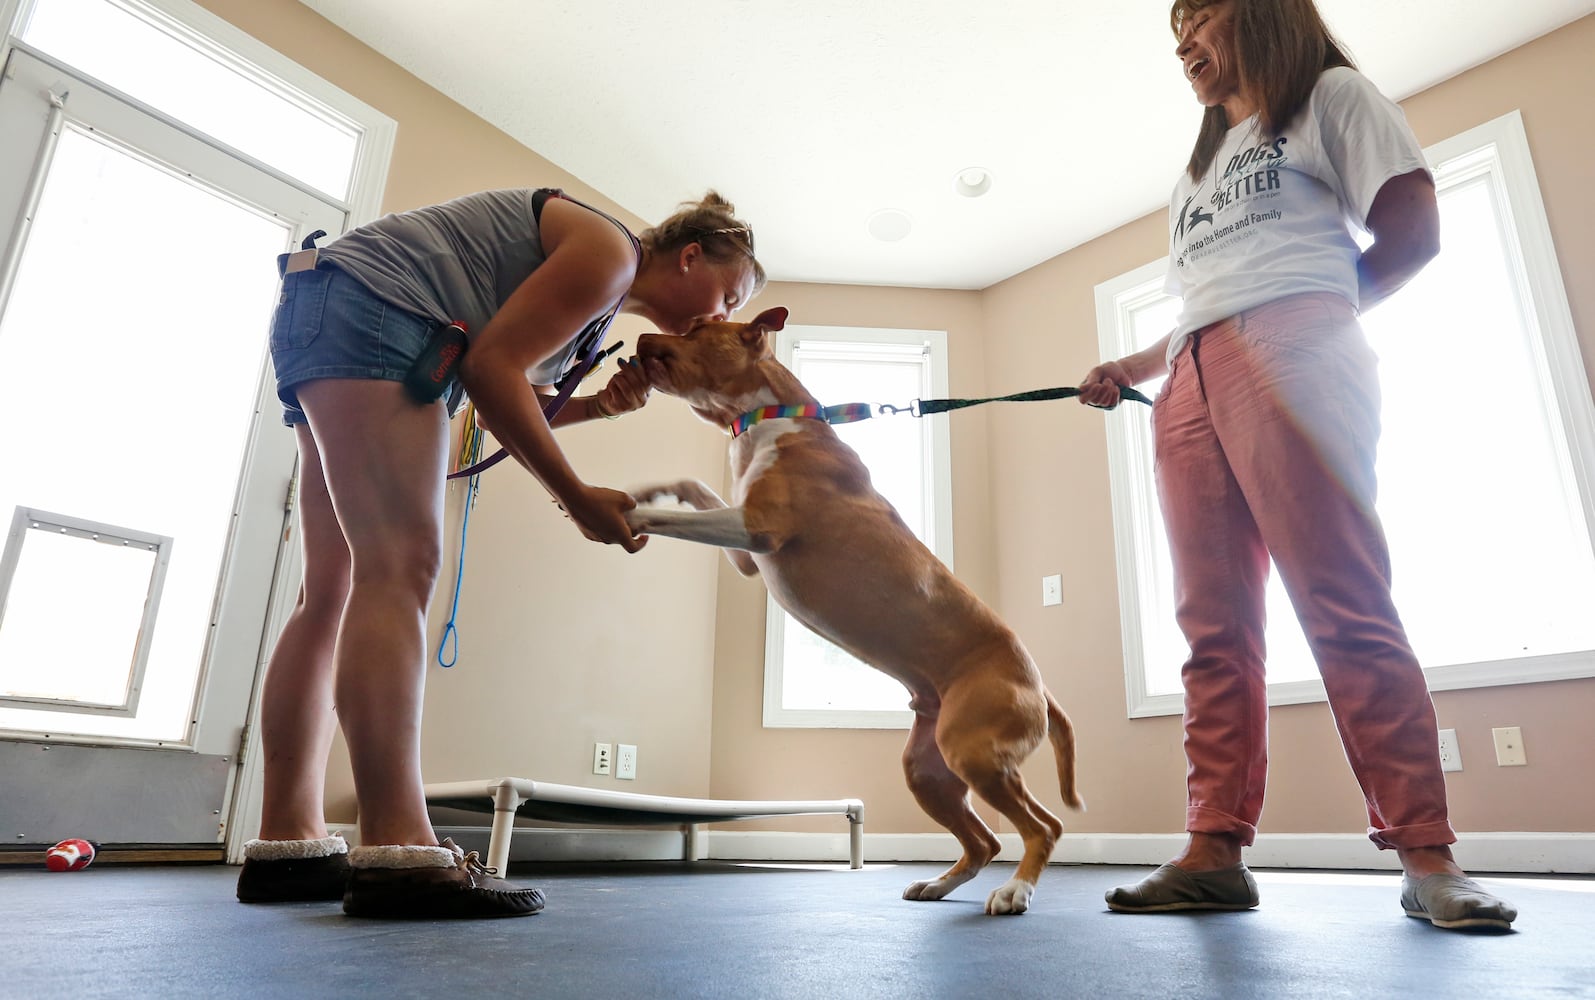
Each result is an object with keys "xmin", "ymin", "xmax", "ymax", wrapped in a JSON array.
[
  {"xmin": 739, "ymin": 306, "xmax": 788, "ymax": 352},
  {"xmin": 749, "ymin": 306, "xmax": 788, "ymax": 335}
]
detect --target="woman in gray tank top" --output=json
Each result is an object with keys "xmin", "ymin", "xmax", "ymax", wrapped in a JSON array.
[{"xmin": 241, "ymin": 189, "xmax": 764, "ymax": 919}]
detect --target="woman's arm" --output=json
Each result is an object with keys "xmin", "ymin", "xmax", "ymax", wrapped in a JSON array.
[
  {"xmin": 1358, "ymin": 168, "xmax": 1440, "ymax": 312},
  {"xmin": 457, "ymin": 202, "xmax": 644, "ymax": 550}
]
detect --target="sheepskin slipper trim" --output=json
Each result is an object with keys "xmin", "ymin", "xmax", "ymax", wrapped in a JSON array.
[
  {"xmin": 349, "ymin": 844, "xmax": 459, "ymax": 870},
  {"xmin": 242, "ymin": 835, "xmax": 348, "ymax": 861}
]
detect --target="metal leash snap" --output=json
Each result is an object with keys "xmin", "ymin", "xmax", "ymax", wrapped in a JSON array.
[{"xmin": 876, "ymin": 400, "xmax": 921, "ymax": 417}]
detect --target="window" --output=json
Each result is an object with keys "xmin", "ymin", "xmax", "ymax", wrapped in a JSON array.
[
  {"xmin": 5, "ymin": 0, "xmax": 392, "ymax": 215},
  {"xmin": 762, "ymin": 326, "xmax": 954, "ymax": 728},
  {"xmin": 1096, "ymin": 110, "xmax": 1595, "ymax": 717}
]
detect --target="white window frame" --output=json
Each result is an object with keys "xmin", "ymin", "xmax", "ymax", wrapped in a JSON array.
[
  {"xmin": 1097, "ymin": 110, "xmax": 1595, "ymax": 718},
  {"xmin": 761, "ymin": 325, "xmax": 954, "ymax": 729},
  {"xmin": 0, "ymin": 0, "xmax": 393, "ymax": 225}
]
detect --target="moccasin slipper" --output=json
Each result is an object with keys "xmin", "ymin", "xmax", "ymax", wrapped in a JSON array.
[
  {"xmin": 343, "ymin": 838, "xmax": 544, "ymax": 919},
  {"xmin": 1401, "ymin": 873, "xmax": 1517, "ymax": 931},
  {"xmin": 1105, "ymin": 862, "xmax": 1260, "ymax": 913},
  {"xmin": 236, "ymin": 835, "xmax": 350, "ymax": 902}
]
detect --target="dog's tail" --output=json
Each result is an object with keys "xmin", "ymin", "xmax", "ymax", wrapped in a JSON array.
[{"xmin": 1045, "ymin": 691, "xmax": 1085, "ymax": 811}]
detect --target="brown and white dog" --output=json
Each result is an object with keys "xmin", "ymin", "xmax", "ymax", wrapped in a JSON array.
[{"xmin": 626, "ymin": 306, "xmax": 1082, "ymax": 915}]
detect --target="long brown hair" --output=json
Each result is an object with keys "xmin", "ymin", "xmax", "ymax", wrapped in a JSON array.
[
  {"xmin": 1171, "ymin": 0, "xmax": 1354, "ymax": 181},
  {"xmin": 640, "ymin": 190, "xmax": 767, "ymax": 292}
]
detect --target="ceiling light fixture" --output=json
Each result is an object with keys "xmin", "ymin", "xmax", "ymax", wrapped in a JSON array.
[
  {"xmin": 954, "ymin": 167, "xmax": 992, "ymax": 198},
  {"xmin": 867, "ymin": 208, "xmax": 913, "ymax": 242}
]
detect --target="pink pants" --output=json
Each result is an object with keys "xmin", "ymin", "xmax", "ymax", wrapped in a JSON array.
[{"xmin": 1153, "ymin": 292, "xmax": 1455, "ymax": 851}]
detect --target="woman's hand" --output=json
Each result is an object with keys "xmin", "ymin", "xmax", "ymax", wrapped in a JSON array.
[
  {"xmin": 590, "ymin": 356, "xmax": 652, "ymax": 419},
  {"xmin": 560, "ymin": 485, "xmax": 647, "ymax": 552},
  {"xmin": 1078, "ymin": 334, "xmax": 1172, "ymax": 408},
  {"xmin": 1078, "ymin": 360, "xmax": 1135, "ymax": 409}
]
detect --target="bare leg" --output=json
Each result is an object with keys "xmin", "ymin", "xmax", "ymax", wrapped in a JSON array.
[
  {"xmin": 899, "ymin": 711, "xmax": 1001, "ymax": 903},
  {"xmin": 1173, "ymin": 832, "xmax": 1245, "ymax": 871},
  {"xmin": 1397, "ymin": 845, "xmax": 1464, "ymax": 879},
  {"xmin": 299, "ymin": 379, "xmax": 449, "ymax": 848},
  {"xmin": 257, "ymin": 425, "xmax": 350, "ymax": 841}
]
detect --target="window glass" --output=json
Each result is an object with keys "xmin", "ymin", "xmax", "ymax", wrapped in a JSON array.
[{"xmin": 21, "ymin": 0, "xmax": 359, "ymax": 200}]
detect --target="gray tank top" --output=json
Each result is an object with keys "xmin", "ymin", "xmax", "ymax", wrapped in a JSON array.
[{"xmin": 321, "ymin": 188, "xmax": 584, "ymax": 385}]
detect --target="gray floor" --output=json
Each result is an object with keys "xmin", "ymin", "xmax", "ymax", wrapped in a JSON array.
[{"xmin": 5, "ymin": 860, "xmax": 1590, "ymax": 999}]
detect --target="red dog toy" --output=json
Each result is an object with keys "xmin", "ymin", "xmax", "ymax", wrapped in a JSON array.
[{"xmin": 45, "ymin": 839, "xmax": 95, "ymax": 872}]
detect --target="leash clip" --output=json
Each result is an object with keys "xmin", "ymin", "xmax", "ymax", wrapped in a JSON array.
[{"xmin": 876, "ymin": 400, "xmax": 921, "ymax": 417}]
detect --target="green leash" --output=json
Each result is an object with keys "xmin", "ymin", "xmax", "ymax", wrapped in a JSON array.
[
  {"xmin": 730, "ymin": 384, "xmax": 1152, "ymax": 435},
  {"xmin": 878, "ymin": 384, "xmax": 1153, "ymax": 418}
]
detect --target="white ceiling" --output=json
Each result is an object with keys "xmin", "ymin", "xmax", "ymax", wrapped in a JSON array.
[{"xmin": 300, "ymin": 0, "xmax": 1595, "ymax": 290}]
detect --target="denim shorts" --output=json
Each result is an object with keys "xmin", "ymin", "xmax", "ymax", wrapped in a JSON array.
[{"xmin": 269, "ymin": 261, "xmax": 450, "ymax": 426}]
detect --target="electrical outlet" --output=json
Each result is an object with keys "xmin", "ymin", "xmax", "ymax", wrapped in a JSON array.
[
  {"xmin": 1437, "ymin": 728, "xmax": 1462, "ymax": 772},
  {"xmin": 592, "ymin": 742, "xmax": 612, "ymax": 776},
  {"xmin": 1042, "ymin": 574, "xmax": 1063, "ymax": 607},
  {"xmin": 616, "ymin": 743, "xmax": 638, "ymax": 780},
  {"xmin": 1492, "ymin": 726, "xmax": 1527, "ymax": 766}
]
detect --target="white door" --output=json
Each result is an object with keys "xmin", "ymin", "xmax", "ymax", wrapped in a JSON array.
[{"xmin": 0, "ymin": 45, "xmax": 345, "ymax": 852}]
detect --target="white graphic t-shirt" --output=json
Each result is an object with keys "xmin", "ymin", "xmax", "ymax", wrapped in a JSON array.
[{"xmin": 1163, "ymin": 66, "xmax": 1429, "ymax": 363}]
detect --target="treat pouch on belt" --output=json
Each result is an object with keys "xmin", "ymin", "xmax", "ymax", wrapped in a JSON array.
[{"xmin": 403, "ymin": 320, "xmax": 469, "ymax": 404}]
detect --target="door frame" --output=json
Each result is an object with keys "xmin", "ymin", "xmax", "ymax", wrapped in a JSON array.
[{"xmin": 0, "ymin": 0, "xmax": 393, "ymax": 859}]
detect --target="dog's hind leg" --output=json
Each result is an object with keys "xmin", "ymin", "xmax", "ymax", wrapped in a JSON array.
[
  {"xmin": 939, "ymin": 688, "xmax": 1063, "ymax": 915},
  {"xmin": 959, "ymin": 766, "xmax": 1062, "ymax": 915},
  {"xmin": 899, "ymin": 710, "xmax": 1002, "ymax": 903}
]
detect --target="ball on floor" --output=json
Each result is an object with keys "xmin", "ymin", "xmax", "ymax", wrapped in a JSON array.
[{"xmin": 45, "ymin": 839, "xmax": 95, "ymax": 872}]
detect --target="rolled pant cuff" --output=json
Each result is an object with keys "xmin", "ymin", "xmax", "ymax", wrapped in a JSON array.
[
  {"xmin": 1187, "ymin": 806, "xmax": 1258, "ymax": 847},
  {"xmin": 1368, "ymin": 821, "xmax": 1457, "ymax": 851}
]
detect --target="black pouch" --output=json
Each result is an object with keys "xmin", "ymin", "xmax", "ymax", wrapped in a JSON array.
[{"xmin": 403, "ymin": 321, "xmax": 469, "ymax": 404}]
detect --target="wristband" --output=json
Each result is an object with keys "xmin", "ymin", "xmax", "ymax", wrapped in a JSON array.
[{"xmin": 592, "ymin": 395, "xmax": 621, "ymax": 420}]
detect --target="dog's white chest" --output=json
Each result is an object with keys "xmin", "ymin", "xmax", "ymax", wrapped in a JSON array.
[{"xmin": 730, "ymin": 420, "xmax": 802, "ymax": 500}]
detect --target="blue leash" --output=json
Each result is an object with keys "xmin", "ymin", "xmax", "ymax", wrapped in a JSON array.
[{"xmin": 436, "ymin": 473, "xmax": 479, "ymax": 668}]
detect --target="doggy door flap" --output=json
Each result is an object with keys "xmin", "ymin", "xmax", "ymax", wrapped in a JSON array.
[{"xmin": 0, "ymin": 507, "xmax": 170, "ymax": 715}]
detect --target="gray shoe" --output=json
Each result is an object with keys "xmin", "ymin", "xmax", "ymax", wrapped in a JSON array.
[
  {"xmin": 1105, "ymin": 862, "xmax": 1260, "ymax": 913},
  {"xmin": 1401, "ymin": 873, "xmax": 1516, "ymax": 931}
]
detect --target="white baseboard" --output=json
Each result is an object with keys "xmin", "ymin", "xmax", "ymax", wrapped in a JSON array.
[{"xmin": 336, "ymin": 824, "xmax": 1594, "ymax": 874}]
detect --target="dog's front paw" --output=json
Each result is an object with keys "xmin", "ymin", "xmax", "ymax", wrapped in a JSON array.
[
  {"xmin": 902, "ymin": 870, "xmax": 976, "ymax": 902},
  {"xmin": 985, "ymin": 877, "xmax": 1035, "ymax": 915},
  {"xmin": 627, "ymin": 483, "xmax": 681, "ymax": 507}
]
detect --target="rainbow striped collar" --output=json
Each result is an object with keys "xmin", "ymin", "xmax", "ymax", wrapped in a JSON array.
[{"xmin": 728, "ymin": 402, "xmax": 874, "ymax": 437}]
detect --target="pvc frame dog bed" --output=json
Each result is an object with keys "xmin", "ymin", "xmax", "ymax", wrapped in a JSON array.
[{"xmin": 423, "ymin": 777, "xmax": 865, "ymax": 873}]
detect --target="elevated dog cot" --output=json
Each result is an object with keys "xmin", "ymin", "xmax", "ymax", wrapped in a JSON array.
[{"xmin": 423, "ymin": 777, "xmax": 866, "ymax": 873}]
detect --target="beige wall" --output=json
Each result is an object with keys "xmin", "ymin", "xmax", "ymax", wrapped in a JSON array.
[{"xmin": 204, "ymin": 1, "xmax": 1594, "ymax": 839}]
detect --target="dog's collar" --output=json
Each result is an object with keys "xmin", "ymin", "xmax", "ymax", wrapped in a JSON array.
[{"xmin": 728, "ymin": 403, "xmax": 874, "ymax": 437}]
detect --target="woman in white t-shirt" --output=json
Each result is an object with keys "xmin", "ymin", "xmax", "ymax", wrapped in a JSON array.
[{"xmin": 1077, "ymin": 0, "xmax": 1517, "ymax": 931}]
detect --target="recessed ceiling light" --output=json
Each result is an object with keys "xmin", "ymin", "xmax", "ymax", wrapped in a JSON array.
[
  {"xmin": 867, "ymin": 208, "xmax": 913, "ymax": 242},
  {"xmin": 954, "ymin": 167, "xmax": 992, "ymax": 198}
]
